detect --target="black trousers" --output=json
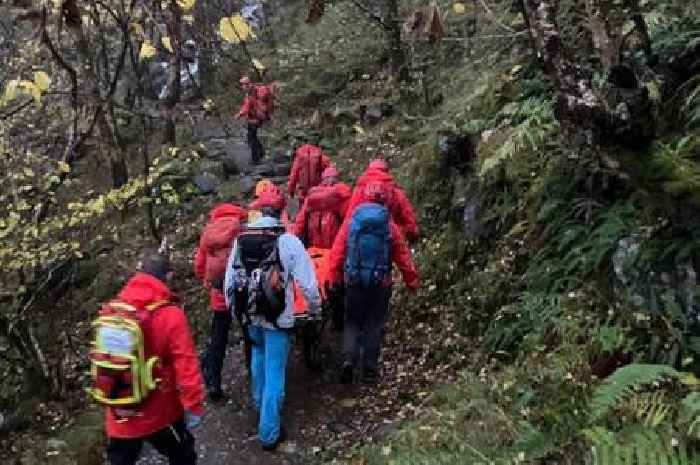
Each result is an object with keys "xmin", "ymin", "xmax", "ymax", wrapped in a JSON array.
[
  {"xmin": 202, "ymin": 311, "xmax": 232, "ymax": 393},
  {"xmin": 107, "ymin": 418, "xmax": 196, "ymax": 465},
  {"xmin": 247, "ymin": 123, "xmax": 265, "ymax": 163},
  {"xmin": 343, "ymin": 285, "xmax": 392, "ymax": 372}
]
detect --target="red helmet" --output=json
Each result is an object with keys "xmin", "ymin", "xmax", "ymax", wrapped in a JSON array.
[
  {"xmin": 250, "ymin": 188, "xmax": 286, "ymax": 210},
  {"xmin": 321, "ymin": 166, "xmax": 339, "ymax": 180},
  {"xmin": 239, "ymin": 75, "xmax": 252, "ymax": 85},
  {"xmin": 368, "ymin": 158, "xmax": 388, "ymax": 172},
  {"xmin": 364, "ymin": 181, "xmax": 386, "ymax": 204}
]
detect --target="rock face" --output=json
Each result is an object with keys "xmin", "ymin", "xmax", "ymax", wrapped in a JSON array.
[
  {"xmin": 438, "ymin": 131, "xmax": 478, "ymax": 173},
  {"xmin": 612, "ymin": 233, "xmax": 700, "ymax": 330},
  {"xmin": 450, "ymin": 174, "xmax": 483, "ymax": 240}
]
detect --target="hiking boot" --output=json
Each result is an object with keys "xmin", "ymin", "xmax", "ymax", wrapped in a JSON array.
[
  {"xmin": 261, "ymin": 427, "xmax": 287, "ymax": 452},
  {"xmin": 339, "ymin": 362, "xmax": 354, "ymax": 385}
]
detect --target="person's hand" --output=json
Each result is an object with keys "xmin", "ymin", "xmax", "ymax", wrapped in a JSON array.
[{"xmin": 185, "ymin": 410, "xmax": 204, "ymax": 430}]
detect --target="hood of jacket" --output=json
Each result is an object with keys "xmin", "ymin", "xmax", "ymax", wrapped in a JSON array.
[
  {"xmin": 356, "ymin": 168, "xmax": 396, "ymax": 187},
  {"xmin": 208, "ymin": 203, "xmax": 247, "ymax": 221},
  {"xmin": 117, "ymin": 272, "xmax": 174, "ymax": 308}
]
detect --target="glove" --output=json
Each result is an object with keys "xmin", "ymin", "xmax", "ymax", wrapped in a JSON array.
[{"xmin": 185, "ymin": 410, "xmax": 203, "ymax": 430}]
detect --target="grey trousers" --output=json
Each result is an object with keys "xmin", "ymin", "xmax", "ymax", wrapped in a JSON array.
[{"xmin": 342, "ymin": 285, "xmax": 392, "ymax": 372}]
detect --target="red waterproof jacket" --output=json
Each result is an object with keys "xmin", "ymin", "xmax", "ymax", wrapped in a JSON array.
[
  {"xmin": 194, "ymin": 204, "xmax": 248, "ymax": 311},
  {"xmin": 287, "ymin": 144, "xmax": 331, "ymax": 199},
  {"xmin": 328, "ymin": 208, "xmax": 420, "ymax": 291},
  {"xmin": 294, "ymin": 182, "xmax": 352, "ymax": 249},
  {"xmin": 105, "ymin": 272, "xmax": 205, "ymax": 438},
  {"xmin": 346, "ymin": 168, "xmax": 419, "ymax": 243},
  {"xmin": 235, "ymin": 85, "xmax": 274, "ymax": 125}
]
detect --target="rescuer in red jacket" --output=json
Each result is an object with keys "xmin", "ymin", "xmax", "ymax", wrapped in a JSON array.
[
  {"xmin": 249, "ymin": 186, "xmax": 292, "ymax": 231},
  {"xmin": 234, "ymin": 75, "xmax": 274, "ymax": 164},
  {"xmin": 105, "ymin": 251, "xmax": 205, "ymax": 465},
  {"xmin": 193, "ymin": 203, "xmax": 248, "ymax": 401},
  {"xmin": 287, "ymin": 143, "xmax": 332, "ymax": 201},
  {"xmin": 345, "ymin": 159, "xmax": 419, "ymax": 243},
  {"xmin": 293, "ymin": 166, "xmax": 352, "ymax": 249},
  {"xmin": 328, "ymin": 183, "xmax": 420, "ymax": 384}
]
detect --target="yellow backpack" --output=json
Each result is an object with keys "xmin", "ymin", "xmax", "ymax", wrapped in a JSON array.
[{"xmin": 87, "ymin": 300, "xmax": 167, "ymax": 406}]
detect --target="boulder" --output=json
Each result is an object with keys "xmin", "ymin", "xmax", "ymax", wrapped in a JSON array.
[
  {"xmin": 612, "ymin": 234, "xmax": 699, "ymax": 322},
  {"xmin": 438, "ymin": 131, "xmax": 478, "ymax": 173},
  {"xmin": 274, "ymin": 162, "xmax": 291, "ymax": 176},
  {"xmin": 238, "ymin": 175, "xmax": 256, "ymax": 196},
  {"xmin": 250, "ymin": 163, "xmax": 276, "ymax": 177},
  {"xmin": 193, "ymin": 172, "xmax": 218, "ymax": 195},
  {"xmin": 222, "ymin": 156, "xmax": 239, "ymax": 179}
]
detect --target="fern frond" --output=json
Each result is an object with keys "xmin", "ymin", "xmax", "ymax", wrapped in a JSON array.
[
  {"xmin": 584, "ymin": 426, "xmax": 697, "ymax": 465},
  {"xmin": 591, "ymin": 364, "xmax": 679, "ymax": 420}
]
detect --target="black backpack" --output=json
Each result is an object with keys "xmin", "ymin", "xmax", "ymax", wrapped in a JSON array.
[{"xmin": 235, "ymin": 230, "xmax": 286, "ymax": 326}]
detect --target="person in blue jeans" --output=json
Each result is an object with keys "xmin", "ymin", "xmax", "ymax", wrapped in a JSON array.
[{"xmin": 224, "ymin": 202, "xmax": 321, "ymax": 451}]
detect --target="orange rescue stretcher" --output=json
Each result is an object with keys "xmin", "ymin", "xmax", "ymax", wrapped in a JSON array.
[{"xmin": 292, "ymin": 248, "xmax": 335, "ymax": 370}]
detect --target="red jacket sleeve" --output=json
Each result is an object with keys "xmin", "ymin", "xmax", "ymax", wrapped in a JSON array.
[
  {"xmin": 393, "ymin": 187, "xmax": 419, "ymax": 243},
  {"xmin": 390, "ymin": 221, "xmax": 420, "ymax": 290},
  {"xmin": 294, "ymin": 200, "xmax": 309, "ymax": 239},
  {"xmin": 167, "ymin": 307, "xmax": 205, "ymax": 415},
  {"xmin": 287, "ymin": 155, "xmax": 301, "ymax": 197},
  {"xmin": 236, "ymin": 96, "xmax": 251, "ymax": 119},
  {"xmin": 328, "ymin": 215, "xmax": 352, "ymax": 283},
  {"xmin": 193, "ymin": 240, "xmax": 206, "ymax": 282}
]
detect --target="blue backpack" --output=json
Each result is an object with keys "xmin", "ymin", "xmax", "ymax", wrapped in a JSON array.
[{"xmin": 344, "ymin": 203, "xmax": 391, "ymax": 287}]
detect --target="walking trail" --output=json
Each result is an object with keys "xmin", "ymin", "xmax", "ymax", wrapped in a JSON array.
[{"xmin": 133, "ymin": 116, "xmax": 424, "ymax": 465}]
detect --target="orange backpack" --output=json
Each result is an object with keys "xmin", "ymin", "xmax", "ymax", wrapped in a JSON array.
[{"xmin": 201, "ymin": 217, "xmax": 242, "ymax": 290}]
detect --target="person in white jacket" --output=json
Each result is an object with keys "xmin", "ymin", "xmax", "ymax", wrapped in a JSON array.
[{"xmin": 224, "ymin": 207, "xmax": 321, "ymax": 451}]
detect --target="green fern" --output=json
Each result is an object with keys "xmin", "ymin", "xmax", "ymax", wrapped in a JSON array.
[
  {"xmin": 590, "ymin": 364, "xmax": 680, "ymax": 421},
  {"xmin": 585, "ymin": 426, "xmax": 696, "ymax": 465}
]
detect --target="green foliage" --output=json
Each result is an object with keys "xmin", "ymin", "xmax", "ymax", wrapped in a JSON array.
[
  {"xmin": 590, "ymin": 364, "xmax": 680, "ymax": 421},
  {"xmin": 478, "ymin": 97, "xmax": 559, "ymax": 177},
  {"xmin": 484, "ymin": 292, "xmax": 562, "ymax": 354},
  {"xmin": 584, "ymin": 425, "xmax": 697, "ymax": 465},
  {"xmin": 644, "ymin": 136, "xmax": 700, "ymax": 205},
  {"xmin": 527, "ymin": 201, "xmax": 636, "ymax": 292}
]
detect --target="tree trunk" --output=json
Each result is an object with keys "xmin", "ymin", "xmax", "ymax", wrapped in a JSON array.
[
  {"xmin": 522, "ymin": 0, "xmax": 654, "ymax": 149},
  {"xmin": 163, "ymin": 1, "xmax": 182, "ymax": 145},
  {"xmin": 384, "ymin": 0, "xmax": 408, "ymax": 81}
]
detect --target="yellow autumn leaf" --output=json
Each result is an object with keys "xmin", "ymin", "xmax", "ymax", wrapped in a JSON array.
[
  {"xmin": 182, "ymin": 14, "xmax": 194, "ymax": 25},
  {"xmin": 177, "ymin": 0, "xmax": 195, "ymax": 12},
  {"xmin": 34, "ymin": 71, "xmax": 51, "ymax": 91},
  {"xmin": 219, "ymin": 15, "xmax": 256, "ymax": 44},
  {"xmin": 19, "ymin": 80, "xmax": 41, "ymax": 104},
  {"xmin": 139, "ymin": 40, "xmax": 156, "ymax": 59},
  {"xmin": 162, "ymin": 36, "xmax": 174, "ymax": 53},
  {"xmin": 453, "ymin": 2, "xmax": 466, "ymax": 14},
  {"xmin": 353, "ymin": 123, "xmax": 365, "ymax": 135},
  {"xmin": 2, "ymin": 79, "xmax": 19, "ymax": 105},
  {"xmin": 58, "ymin": 161, "xmax": 71, "ymax": 173},
  {"xmin": 252, "ymin": 58, "xmax": 265, "ymax": 71}
]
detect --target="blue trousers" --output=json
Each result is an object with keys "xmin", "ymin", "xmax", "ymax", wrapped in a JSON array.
[{"xmin": 248, "ymin": 325, "xmax": 290, "ymax": 446}]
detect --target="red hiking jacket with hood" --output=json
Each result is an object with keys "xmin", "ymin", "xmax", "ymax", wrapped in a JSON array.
[
  {"xmin": 345, "ymin": 167, "xmax": 420, "ymax": 243},
  {"xmin": 294, "ymin": 182, "xmax": 352, "ymax": 249},
  {"xmin": 194, "ymin": 204, "xmax": 248, "ymax": 311},
  {"xmin": 105, "ymin": 272, "xmax": 205, "ymax": 438},
  {"xmin": 328, "ymin": 209, "xmax": 420, "ymax": 291},
  {"xmin": 287, "ymin": 144, "xmax": 332, "ymax": 199}
]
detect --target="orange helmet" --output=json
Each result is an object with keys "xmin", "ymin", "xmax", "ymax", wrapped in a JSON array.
[{"xmin": 255, "ymin": 179, "xmax": 274, "ymax": 197}]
